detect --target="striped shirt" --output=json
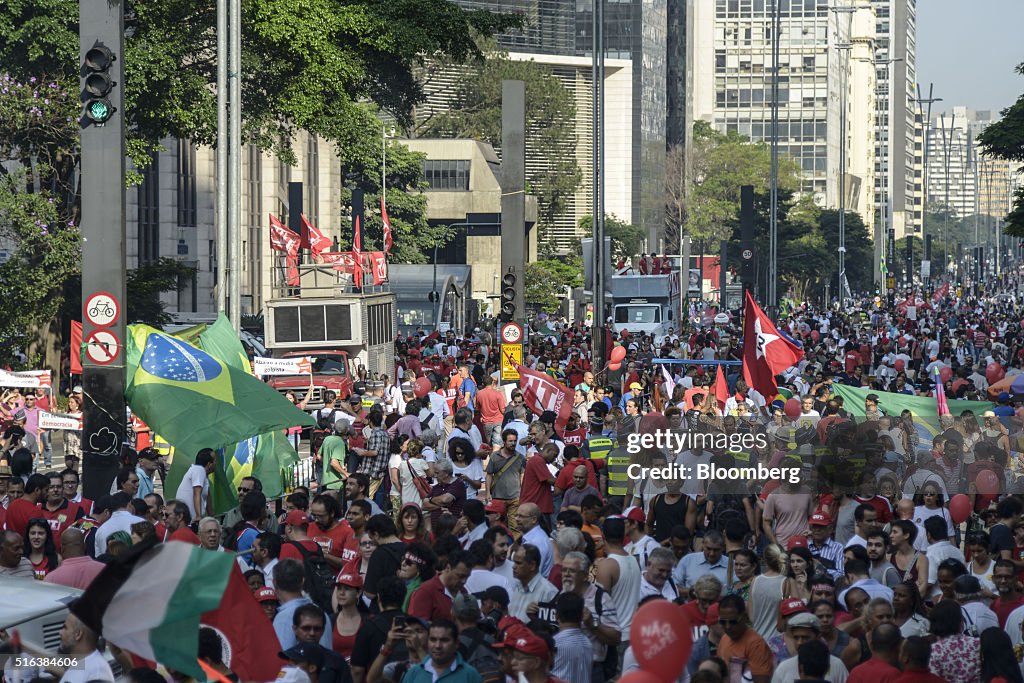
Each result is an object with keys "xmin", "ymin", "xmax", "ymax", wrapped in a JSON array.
[
  {"xmin": 809, "ymin": 538, "xmax": 845, "ymax": 580},
  {"xmin": 553, "ymin": 627, "xmax": 593, "ymax": 682}
]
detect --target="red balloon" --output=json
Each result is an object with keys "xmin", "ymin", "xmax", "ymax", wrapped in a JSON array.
[
  {"xmin": 413, "ymin": 376, "xmax": 432, "ymax": 398},
  {"xmin": 810, "ymin": 330, "xmax": 820, "ymax": 343},
  {"xmin": 784, "ymin": 398, "xmax": 802, "ymax": 419},
  {"xmin": 619, "ymin": 672, "xmax": 665, "ymax": 683},
  {"xmin": 610, "ymin": 345, "xmax": 627, "ymax": 364},
  {"xmin": 629, "ymin": 600, "xmax": 693, "ymax": 683},
  {"xmin": 976, "ymin": 469, "xmax": 1001, "ymax": 496},
  {"xmin": 608, "ymin": 361, "xmax": 622, "ymax": 371},
  {"xmin": 949, "ymin": 494, "xmax": 972, "ymax": 524},
  {"xmin": 986, "ymin": 362, "xmax": 1005, "ymax": 385},
  {"xmin": 939, "ymin": 366, "xmax": 953, "ymax": 384}
]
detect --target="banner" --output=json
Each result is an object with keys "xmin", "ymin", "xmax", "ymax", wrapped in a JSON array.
[
  {"xmin": 0, "ymin": 369, "xmax": 51, "ymax": 388},
  {"xmin": 71, "ymin": 321, "xmax": 83, "ymax": 374},
  {"xmin": 39, "ymin": 411, "xmax": 83, "ymax": 430},
  {"xmin": 371, "ymin": 251, "xmax": 388, "ymax": 284},
  {"xmin": 515, "ymin": 364, "xmax": 573, "ymax": 431},
  {"xmin": 252, "ymin": 356, "xmax": 312, "ymax": 377}
]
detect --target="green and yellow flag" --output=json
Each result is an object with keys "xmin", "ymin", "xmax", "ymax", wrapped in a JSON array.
[{"xmin": 126, "ymin": 324, "xmax": 313, "ymax": 511}]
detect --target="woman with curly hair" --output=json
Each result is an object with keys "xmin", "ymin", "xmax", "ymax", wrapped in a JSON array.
[{"xmin": 397, "ymin": 541, "xmax": 437, "ymax": 612}]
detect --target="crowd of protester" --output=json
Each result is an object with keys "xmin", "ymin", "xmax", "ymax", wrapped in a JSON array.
[{"xmin": 3, "ymin": 271, "xmax": 1024, "ymax": 682}]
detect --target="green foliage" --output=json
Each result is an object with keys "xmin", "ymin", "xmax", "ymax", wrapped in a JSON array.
[
  {"xmin": 687, "ymin": 120, "xmax": 801, "ymax": 244},
  {"xmin": 0, "ymin": 169, "xmax": 80, "ymax": 365},
  {"xmin": 525, "ymin": 257, "xmax": 583, "ymax": 313},
  {"xmin": 575, "ymin": 215, "xmax": 646, "ymax": 261},
  {"xmin": 125, "ymin": 258, "xmax": 197, "ymax": 328},
  {"xmin": 817, "ymin": 209, "xmax": 874, "ymax": 292},
  {"xmin": 976, "ymin": 62, "xmax": 1024, "ymax": 236},
  {"xmin": 418, "ymin": 46, "xmax": 582, "ymax": 249}
]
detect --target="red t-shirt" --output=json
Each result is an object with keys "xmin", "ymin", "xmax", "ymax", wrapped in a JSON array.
[
  {"xmin": 848, "ymin": 656, "xmax": 902, "ymax": 683},
  {"xmin": 845, "ymin": 351, "xmax": 860, "ymax": 374},
  {"xmin": 520, "ymin": 456, "xmax": 555, "ymax": 514},
  {"xmin": 562, "ymin": 428, "xmax": 586, "ymax": 448},
  {"xmin": 992, "ymin": 595, "xmax": 1024, "ymax": 628},
  {"xmin": 853, "ymin": 495, "xmax": 892, "ymax": 524},
  {"xmin": 32, "ymin": 555, "xmax": 52, "ymax": 580},
  {"xmin": 475, "ymin": 388, "xmax": 507, "ymax": 425},
  {"xmin": 280, "ymin": 538, "xmax": 324, "ymax": 562},
  {"xmin": 680, "ymin": 601, "xmax": 711, "ymax": 642},
  {"xmin": 308, "ymin": 520, "xmax": 355, "ymax": 561},
  {"xmin": 39, "ymin": 499, "xmax": 84, "ymax": 553},
  {"xmin": 555, "ymin": 459, "xmax": 599, "ymax": 492},
  {"xmin": 5, "ymin": 498, "xmax": 41, "ymax": 537},
  {"xmin": 169, "ymin": 527, "xmax": 201, "ymax": 545}
]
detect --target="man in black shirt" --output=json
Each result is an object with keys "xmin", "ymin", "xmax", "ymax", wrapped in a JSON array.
[{"xmin": 349, "ymin": 577, "xmax": 408, "ymax": 683}]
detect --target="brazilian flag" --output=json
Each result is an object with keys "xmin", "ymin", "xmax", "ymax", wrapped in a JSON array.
[{"xmin": 127, "ymin": 323, "xmax": 312, "ymax": 511}]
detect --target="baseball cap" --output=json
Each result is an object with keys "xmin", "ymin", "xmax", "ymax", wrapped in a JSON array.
[
  {"xmin": 629, "ymin": 382, "xmax": 642, "ymax": 391},
  {"xmin": 279, "ymin": 643, "xmax": 325, "ymax": 669},
  {"xmin": 809, "ymin": 511, "xmax": 832, "ymax": 526},
  {"xmin": 335, "ymin": 571, "xmax": 363, "ymax": 589},
  {"xmin": 780, "ymin": 598, "xmax": 809, "ymax": 617},
  {"xmin": 623, "ymin": 506, "xmax": 647, "ymax": 523},
  {"xmin": 484, "ymin": 500, "xmax": 507, "ymax": 514},
  {"xmin": 284, "ymin": 509, "xmax": 310, "ymax": 527},
  {"xmin": 983, "ymin": 410, "xmax": 996, "ymax": 418},
  {"xmin": 786, "ymin": 536, "xmax": 808, "ymax": 551},
  {"xmin": 954, "ymin": 575, "xmax": 982, "ymax": 595},
  {"xmin": 452, "ymin": 593, "xmax": 480, "ymax": 614},
  {"xmin": 507, "ymin": 632, "xmax": 549, "ymax": 659},
  {"xmin": 787, "ymin": 613, "xmax": 821, "ymax": 632},
  {"xmin": 475, "ymin": 586, "xmax": 511, "ymax": 608},
  {"xmin": 349, "ymin": 395, "xmax": 362, "ymax": 404},
  {"xmin": 72, "ymin": 385, "xmax": 83, "ymax": 393},
  {"xmin": 999, "ymin": 392, "xmax": 1011, "ymax": 402},
  {"xmin": 255, "ymin": 587, "xmax": 279, "ymax": 603}
]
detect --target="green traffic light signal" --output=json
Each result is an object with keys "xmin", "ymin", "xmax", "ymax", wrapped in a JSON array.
[{"xmin": 87, "ymin": 99, "xmax": 112, "ymax": 123}]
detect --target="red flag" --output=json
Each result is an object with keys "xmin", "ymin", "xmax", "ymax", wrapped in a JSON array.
[
  {"xmin": 371, "ymin": 251, "xmax": 388, "ymax": 285},
  {"xmin": 70, "ymin": 321, "xmax": 83, "ymax": 375},
  {"xmin": 352, "ymin": 216, "xmax": 363, "ymax": 288},
  {"xmin": 301, "ymin": 214, "xmax": 333, "ymax": 257},
  {"xmin": 741, "ymin": 291, "xmax": 804, "ymax": 400},
  {"xmin": 934, "ymin": 366, "xmax": 951, "ymax": 416},
  {"xmin": 269, "ymin": 214, "xmax": 300, "ymax": 253},
  {"xmin": 285, "ymin": 252, "xmax": 300, "ymax": 286},
  {"xmin": 932, "ymin": 283, "xmax": 949, "ymax": 303},
  {"xmin": 381, "ymin": 198, "xmax": 393, "ymax": 256},
  {"xmin": 201, "ymin": 566, "xmax": 282, "ymax": 682},
  {"xmin": 713, "ymin": 365, "xmax": 730, "ymax": 410},
  {"xmin": 515, "ymin": 364, "xmax": 574, "ymax": 431}
]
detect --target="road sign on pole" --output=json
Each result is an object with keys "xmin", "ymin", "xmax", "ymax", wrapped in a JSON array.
[
  {"xmin": 501, "ymin": 322, "xmax": 523, "ymax": 344},
  {"xmin": 500, "ymin": 344, "xmax": 522, "ymax": 382}
]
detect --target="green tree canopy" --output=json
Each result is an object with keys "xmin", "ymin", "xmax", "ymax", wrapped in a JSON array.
[
  {"xmin": 525, "ymin": 257, "xmax": 583, "ymax": 313},
  {"xmin": 975, "ymin": 62, "xmax": 1024, "ymax": 236},
  {"xmin": 574, "ymin": 215, "xmax": 646, "ymax": 261}
]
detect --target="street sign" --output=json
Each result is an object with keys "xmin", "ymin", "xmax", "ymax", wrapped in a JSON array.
[
  {"xmin": 741, "ymin": 248, "xmax": 753, "ymax": 262},
  {"xmin": 501, "ymin": 322, "xmax": 523, "ymax": 344},
  {"xmin": 500, "ymin": 343, "xmax": 522, "ymax": 381},
  {"xmin": 921, "ymin": 260, "xmax": 931, "ymax": 279},
  {"xmin": 886, "ymin": 277, "xmax": 895, "ymax": 289},
  {"xmin": 84, "ymin": 329, "xmax": 120, "ymax": 365},
  {"xmin": 84, "ymin": 291, "xmax": 120, "ymax": 327}
]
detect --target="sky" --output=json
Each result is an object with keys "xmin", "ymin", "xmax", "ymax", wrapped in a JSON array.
[{"xmin": 916, "ymin": 0, "xmax": 1024, "ymax": 116}]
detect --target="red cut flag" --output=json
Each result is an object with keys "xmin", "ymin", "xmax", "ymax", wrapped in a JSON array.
[
  {"xmin": 301, "ymin": 214, "xmax": 333, "ymax": 257},
  {"xmin": 201, "ymin": 565, "xmax": 282, "ymax": 682},
  {"xmin": 269, "ymin": 214, "xmax": 300, "ymax": 253},
  {"xmin": 370, "ymin": 251, "xmax": 388, "ymax": 285},
  {"xmin": 70, "ymin": 321, "xmax": 83, "ymax": 375},
  {"xmin": 741, "ymin": 291, "xmax": 804, "ymax": 400},
  {"xmin": 381, "ymin": 198, "xmax": 393, "ymax": 255},
  {"xmin": 515, "ymin": 364, "xmax": 574, "ymax": 431},
  {"xmin": 713, "ymin": 364, "xmax": 730, "ymax": 410},
  {"xmin": 932, "ymin": 283, "xmax": 949, "ymax": 303},
  {"xmin": 352, "ymin": 215, "xmax": 363, "ymax": 288},
  {"xmin": 285, "ymin": 252, "xmax": 300, "ymax": 287}
]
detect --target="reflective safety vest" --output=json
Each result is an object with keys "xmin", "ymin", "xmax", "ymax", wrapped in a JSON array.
[
  {"xmin": 606, "ymin": 447, "xmax": 631, "ymax": 497},
  {"xmin": 584, "ymin": 436, "xmax": 613, "ymax": 466},
  {"xmin": 731, "ymin": 450, "xmax": 752, "ymax": 465}
]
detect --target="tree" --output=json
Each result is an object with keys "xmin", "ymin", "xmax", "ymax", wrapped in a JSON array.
[
  {"xmin": 817, "ymin": 209, "xmax": 874, "ymax": 293},
  {"xmin": 664, "ymin": 143, "xmax": 687, "ymax": 253},
  {"xmin": 687, "ymin": 120, "xmax": 801, "ymax": 245},
  {"xmin": 976, "ymin": 62, "xmax": 1024, "ymax": 236},
  {"xmin": 417, "ymin": 45, "xmax": 582, "ymax": 250},
  {"xmin": 574, "ymin": 215, "xmax": 646, "ymax": 261},
  {"xmin": 525, "ymin": 257, "xmax": 583, "ymax": 313},
  {"xmin": 125, "ymin": 259, "xmax": 197, "ymax": 328}
]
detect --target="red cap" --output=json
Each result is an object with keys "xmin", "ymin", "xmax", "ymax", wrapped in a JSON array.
[
  {"xmin": 492, "ymin": 622, "xmax": 529, "ymax": 649},
  {"xmin": 284, "ymin": 509, "xmax": 310, "ymax": 527},
  {"xmin": 786, "ymin": 536, "xmax": 808, "ymax": 551},
  {"xmin": 623, "ymin": 506, "xmax": 647, "ymax": 523},
  {"xmin": 780, "ymin": 598, "xmax": 809, "ymax": 617},
  {"xmin": 507, "ymin": 632, "xmax": 549, "ymax": 659},
  {"xmin": 255, "ymin": 587, "xmax": 279, "ymax": 603},
  {"xmin": 335, "ymin": 571, "xmax": 363, "ymax": 588},
  {"xmin": 809, "ymin": 511, "xmax": 832, "ymax": 526},
  {"xmin": 485, "ymin": 500, "xmax": 507, "ymax": 514}
]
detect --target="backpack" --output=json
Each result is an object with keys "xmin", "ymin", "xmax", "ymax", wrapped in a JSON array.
[
  {"xmin": 287, "ymin": 540, "xmax": 336, "ymax": 613},
  {"xmin": 311, "ymin": 409, "xmax": 337, "ymax": 458},
  {"xmin": 458, "ymin": 630, "xmax": 504, "ymax": 683},
  {"xmin": 708, "ymin": 493, "xmax": 749, "ymax": 535}
]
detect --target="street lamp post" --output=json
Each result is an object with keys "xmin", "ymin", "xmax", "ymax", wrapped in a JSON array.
[
  {"xmin": 768, "ymin": 0, "xmax": 782, "ymax": 316},
  {"xmin": 915, "ymin": 84, "xmax": 941, "ymax": 286},
  {"xmin": 938, "ymin": 112, "xmax": 955, "ymax": 278}
]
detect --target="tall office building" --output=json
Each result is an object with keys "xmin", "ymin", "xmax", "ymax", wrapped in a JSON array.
[
  {"xmin": 692, "ymin": 0, "xmax": 875, "ymax": 211},
  {"xmin": 426, "ymin": 0, "xmax": 667, "ymax": 251},
  {"xmin": 870, "ymin": 0, "xmax": 920, "ymax": 241}
]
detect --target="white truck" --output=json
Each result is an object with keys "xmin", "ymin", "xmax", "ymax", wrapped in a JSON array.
[{"xmin": 610, "ymin": 272, "xmax": 682, "ymax": 343}]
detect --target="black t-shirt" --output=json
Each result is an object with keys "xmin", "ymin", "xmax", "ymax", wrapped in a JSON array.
[
  {"xmin": 363, "ymin": 541, "xmax": 406, "ymax": 596},
  {"xmin": 990, "ymin": 522, "xmax": 1014, "ymax": 556},
  {"xmin": 349, "ymin": 609, "xmax": 407, "ymax": 670}
]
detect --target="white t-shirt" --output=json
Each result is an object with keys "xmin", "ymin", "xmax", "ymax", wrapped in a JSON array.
[
  {"xmin": 175, "ymin": 464, "xmax": 210, "ymax": 520},
  {"xmin": 59, "ymin": 650, "xmax": 114, "ymax": 683},
  {"xmin": 390, "ymin": 455, "xmax": 430, "ymax": 505},
  {"xmin": 452, "ymin": 459, "xmax": 486, "ymax": 500}
]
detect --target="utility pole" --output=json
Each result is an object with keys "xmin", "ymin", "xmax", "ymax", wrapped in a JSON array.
[
  {"xmin": 80, "ymin": 0, "xmax": 127, "ymax": 502},
  {"xmin": 228, "ymin": 0, "xmax": 242, "ymax": 330},
  {"xmin": 768, "ymin": 0, "xmax": 781, "ymax": 315},
  {"xmin": 938, "ymin": 112, "xmax": 954, "ymax": 279},
  {"xmin": 216, "ymin": 0, "xmax": 227, "ymax": 315},
  {"xmin": 915, "ymin": 84, "xmax": 941, "ymax": 287}
]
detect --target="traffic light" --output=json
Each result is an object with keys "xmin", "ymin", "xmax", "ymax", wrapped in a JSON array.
[
  {"xmin": 82, "ymin": 43, "xmax": 116, "ymax": 125},
  {"xmin": 500, "ymin": 271, "xmax": 517, "ymax": 319}
]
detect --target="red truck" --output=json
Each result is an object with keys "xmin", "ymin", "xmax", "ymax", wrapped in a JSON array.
[{"xmin": 266, "ymin": 350, "xmax": 355, "ymax": 411}]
